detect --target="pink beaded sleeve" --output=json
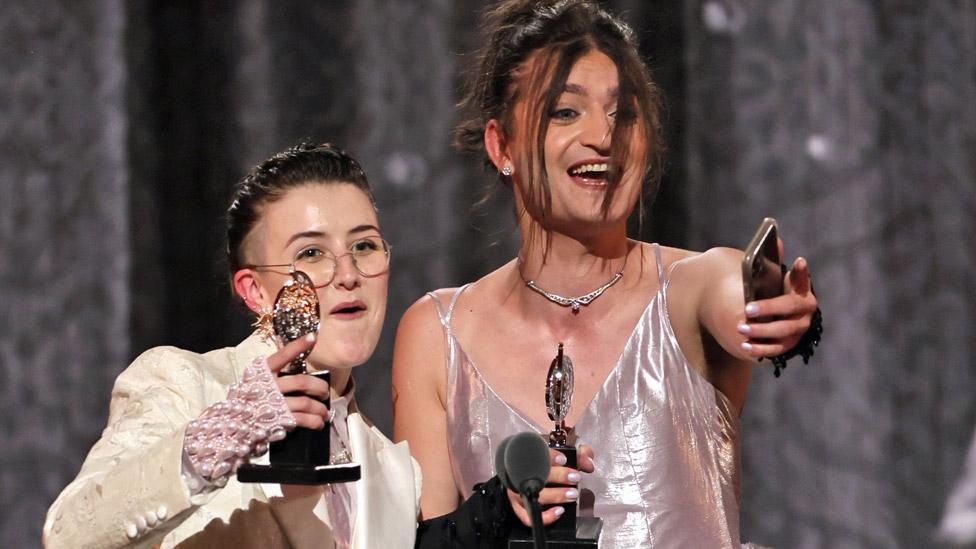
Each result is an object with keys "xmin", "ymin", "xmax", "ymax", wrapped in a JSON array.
[{"xmin": 182, "ymin": 357, "xmax": 297, "ymax": 485}]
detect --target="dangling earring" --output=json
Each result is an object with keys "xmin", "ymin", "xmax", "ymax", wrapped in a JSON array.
[
  {"xmin": 252, "ymin": 306, "xmax": 274, "ymax": 342},
  {"xmin": 501, "ymin": 164, "xmax": 513, "ymax": 176}
]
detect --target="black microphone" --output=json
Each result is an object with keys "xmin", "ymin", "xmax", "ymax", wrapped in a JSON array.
[
  {"xmin": 504, "ymin": 432, "xmax": 550, "ymax": 496},
  {"xmin": 501, "ymin": 432, "xmax": 551, "ymax": 548}
]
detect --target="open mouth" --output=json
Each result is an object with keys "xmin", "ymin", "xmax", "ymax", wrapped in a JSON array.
[
  {"xmin": 329, "ymin": 301, "xmax": 367, "ymax": 317},
  {"xmin": 568, "ymin": 160, "xmax": 610, "ymax": 187}
]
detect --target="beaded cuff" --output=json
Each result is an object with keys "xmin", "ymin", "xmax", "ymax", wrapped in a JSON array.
[
  {"xmin": 766, "ymin": 263, "xmax": 823, "ymax": 377},
  {"xmin": 769, "ymin": 307, "xmax": 822, "ymax": 377},
  {"xmin": 183, "ymin": 357, "xmax": 297, "ymax": 483}
]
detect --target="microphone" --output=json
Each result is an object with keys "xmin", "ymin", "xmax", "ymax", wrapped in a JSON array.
[
  {"xmin": 503, "ymin": 432, "xmax": 551, "ymax": 497},
  {"xmin": 498, "ymin": 432, "xmax": 551, "ymax": 548},
  {"xmin": 494, "ymin": 434, "xmax": 513, "ymax": 490}
]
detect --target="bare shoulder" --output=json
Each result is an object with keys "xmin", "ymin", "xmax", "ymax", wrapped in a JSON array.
[
  {"xmin": 394, "ymin": 267, "xmax": 509, "ymax": 363},
  {"xmin": 662, "ymin": 245, "xmax": 742, "ymax": 283},
  {"xmin": 698, "ymin": 246, "xmax": 744, "ymax": 266},
  {"xmin": 661, "ymin": 246, "xmax": 745, "ymax": 328},
  {"xmin": 394, "ymin": 289, "xmax": 456, "ymax": 365},
  {"xmin": 665, "ymin": 246, "xmax": 749, "ymax": 339},
  {"xmin": 657, "ymin": 246, "xmax": 749, "ymax": 382},
  {"xmin": 437, "ymin": 260, "xmax": 517, "ymax": 324},
  {"xmin": 655, "ymin": 244, "xmax": 698, "ymax": 271}
]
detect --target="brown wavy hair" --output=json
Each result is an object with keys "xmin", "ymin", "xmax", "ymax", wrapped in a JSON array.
[{"xmin": 454, "ymin": 0, "xmax": 665, "ymax": 229}]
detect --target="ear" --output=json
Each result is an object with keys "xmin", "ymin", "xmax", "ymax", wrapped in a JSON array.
[
  {"xmin": 484, "ymin": 119, "xmax": 511, "ymax": 173},
  {"xmin": 233, "ymin": 268, "xmax": 272, "ymax": 313}
]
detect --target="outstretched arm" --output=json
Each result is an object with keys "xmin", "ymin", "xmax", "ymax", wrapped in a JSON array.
[{"xmin": 667, "ymin": 244, "xmax": 818, "ymax": 411}]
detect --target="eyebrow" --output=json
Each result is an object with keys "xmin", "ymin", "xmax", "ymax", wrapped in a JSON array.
[
  {"xmin": 284, "ymin": 224, "xmax": 382, "ymax": 248},
  {"xmin": 349, "ymin": 223, "xmax": 382, "ymax": 235},
  {"xmin": 562, "ymin": 83, "xmax": 619, "ymax": 101}
]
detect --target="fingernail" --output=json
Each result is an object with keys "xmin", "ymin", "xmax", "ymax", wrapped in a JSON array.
[
  {"xmin": 567, "ymin": 472, "xmax": 581, "ymax": 483},
  {"xmin": 553, "ymin": 506, "xmax": 565, "ymax": 517},
  {"xmin": 736, "ymin": 323, "xmax": 750, "ymax": 334},
  {"xmin": 565, "ymin": 489, "xmax": 579, "ymax": 500},
  {"xmin": 554, "ymin": 453, "xmax": 567, "ymax": 465},
  {"xmin": 305, "ymin": 333, "xmax": 316, "ymax": 342},
  {"xmin": 745, "ymin": 303, "xmax": 760, "ymax": 317},
  {"xmin": 740, "ymin": 342, "xmax": 753, "ymax": 352}
]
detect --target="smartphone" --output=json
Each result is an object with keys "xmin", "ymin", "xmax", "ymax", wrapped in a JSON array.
[{"xmin": 742, "ymin": 217, "xmax": 783, "ymax": 303}]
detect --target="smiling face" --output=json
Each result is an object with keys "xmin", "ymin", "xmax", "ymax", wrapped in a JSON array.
[
  {"xmin": 236, "ymin": 183, "xmax": 388, "ymax": 370},
  {"xmin": 506, "ymin": 49, "xmax": 647, "ymax": 237}
]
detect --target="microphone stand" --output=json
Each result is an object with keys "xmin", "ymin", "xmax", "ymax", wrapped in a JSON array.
[{"xmin": 521, "ymin": 485, "xmax": 547, "ymax": 549}]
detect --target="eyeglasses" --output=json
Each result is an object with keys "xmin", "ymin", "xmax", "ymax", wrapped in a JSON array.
[{"xmin": 244, "ymin": 236, "xmax": 391, "ymax": 287}]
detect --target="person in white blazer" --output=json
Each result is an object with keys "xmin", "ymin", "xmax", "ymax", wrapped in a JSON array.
[{"xmin": 44, "ymin": 143, "xmax": 421, "ymax": 549}]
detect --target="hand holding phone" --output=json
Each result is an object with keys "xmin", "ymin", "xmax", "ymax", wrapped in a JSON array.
[{"xmin": 739, "ymin": 218, "xmax": 821, "ymax": 375}]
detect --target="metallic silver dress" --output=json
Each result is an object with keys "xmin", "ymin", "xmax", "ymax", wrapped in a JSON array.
[{"xmin": 429, "ymin": 244, "xmax": 747, "ymax": 548}]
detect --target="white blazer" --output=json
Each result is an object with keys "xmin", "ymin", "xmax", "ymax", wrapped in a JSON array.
[{"xmin": 43, "ymin": 333, "xmax": 420, "ymax": 549}]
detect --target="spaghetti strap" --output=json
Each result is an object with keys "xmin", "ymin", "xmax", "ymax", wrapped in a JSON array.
[
  {"xmin": 653, "ymin": 243, "xmax": 665, "ymax": 287},
  {"xmin": 425, "ymin": 284, "xmax": 472, "ymax": 330},
  {"xmin": 426, "ymin": 291, "xmax": 450, "ymax": 329},
  {"xmin": 446, "ymin": 284, "xmax": 470, "ymax": 324}
]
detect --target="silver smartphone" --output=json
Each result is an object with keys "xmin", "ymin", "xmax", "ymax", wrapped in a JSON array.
[{"xmin": 742, "ymin": 217, "xmax": 783, "ymax": 303}]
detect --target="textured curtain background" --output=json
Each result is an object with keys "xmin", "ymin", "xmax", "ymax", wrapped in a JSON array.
[
  {"xmin": 685, "ymin": 2, "xmax": 976, "ymax": 546},
  {"xmin": 2, "ymin": 1, "xmax": 973, "ymax": 547}
]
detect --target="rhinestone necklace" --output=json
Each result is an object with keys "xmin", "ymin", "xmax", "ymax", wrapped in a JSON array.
[{"xmin": 518, "ymin": 253, "xmax": 627, "ymax": 313}]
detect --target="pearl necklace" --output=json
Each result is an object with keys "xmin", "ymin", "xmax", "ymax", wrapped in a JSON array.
[{"xmin": 518, "ymin": 254, "xmax": 627, "ymax": 313}]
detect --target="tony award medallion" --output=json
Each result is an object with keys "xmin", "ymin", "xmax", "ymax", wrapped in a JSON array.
[
  {"xmin": 272, "ymin": 270, "xmax": 320, "ymax": 375},
  {"xmin": 237, "ymin": 270, "xmax": 361, "ymax": 485},
  {"xmin": 511, "ymin": 343, "xmax": 602, "ymax": 547},
  {"xmin": 546, "ymin": 343, "xmax": 574, "ymax": 449}
]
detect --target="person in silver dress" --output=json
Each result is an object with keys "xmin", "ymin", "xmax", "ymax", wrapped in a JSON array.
[{"xmin": 391, "ymin": 1, "xmax": 819, "ymax": 547}]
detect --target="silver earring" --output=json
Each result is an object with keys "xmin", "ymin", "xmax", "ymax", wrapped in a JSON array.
[{"xmin": 501, "ymin": 164, "xmax": 513, "ymax": 176}]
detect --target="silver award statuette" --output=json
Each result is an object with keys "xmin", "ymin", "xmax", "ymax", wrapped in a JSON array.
[
  {"xmin": 546, "ymin": 343, "xmax": 574, "ymax": 447},
  {"xmin": 512, "ymin": 342, "xmax": 601, "ymax": 546},
  {"xmin": 272, "ymin": 270, "xmax": 320, "ymax": 374},
  {"xmin": 237, "ymin": 269, "xmax": 361, "ymax": 485}
]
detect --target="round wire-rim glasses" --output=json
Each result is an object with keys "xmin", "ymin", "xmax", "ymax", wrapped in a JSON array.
[{"xmin": 242, "ymin": 236, "xmax": 391, "ymax": 288}]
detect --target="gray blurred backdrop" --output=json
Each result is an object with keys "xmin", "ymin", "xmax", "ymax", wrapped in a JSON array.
[{"xmin": 2, "ymin": 1, "xmax": 974, "ymax": 547}]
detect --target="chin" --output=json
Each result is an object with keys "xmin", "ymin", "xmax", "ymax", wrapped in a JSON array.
[
  {"xmin": 550, "ymin": 209, "xmax": 627, "ymax": 235},
  {"xmin": 309, "ymin": 339, "xmax": 376, "ymax": 370},
  {"xmin": 549, "ymin": 195, "xmax": 635, "ymax": 227}
]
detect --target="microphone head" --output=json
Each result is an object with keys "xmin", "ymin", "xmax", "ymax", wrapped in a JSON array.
[
  {"xmin": 494, "ymin": 435, "xmax": 513, "ymax": 490},
  {"xmin": 503, "ymin": 432, "xmax": 551, "ymax": 496}
]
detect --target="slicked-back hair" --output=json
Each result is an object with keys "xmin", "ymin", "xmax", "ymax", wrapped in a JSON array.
[{"xmin": 225, "ymin": 142, "xmax": 375, "ymax": 279}]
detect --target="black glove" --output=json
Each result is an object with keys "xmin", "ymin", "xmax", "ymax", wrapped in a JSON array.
[{"xmin": 415, "ymin": 476, "xmax": 517, "ymax": 548}]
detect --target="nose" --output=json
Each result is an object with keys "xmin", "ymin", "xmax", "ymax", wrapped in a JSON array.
[
  {"xmin": 580, "ymin": 110, "xmax": 613, "ymax": 154},
  {"xmin": 331, "ymin": 254, "xmax": 361, "ymax": 290}
]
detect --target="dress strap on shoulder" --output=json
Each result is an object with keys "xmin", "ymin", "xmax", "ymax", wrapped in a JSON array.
[
  {"xmin": 425, "ymin": 284, "xmax": 472, "ymax": 330},
  {"xmin": 426, "ymin": 291, "xmax": 450, "ymax": 328},
  {"xmin": 653, "ymin": 243, "xmax": 665, "ymax": 286}
]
